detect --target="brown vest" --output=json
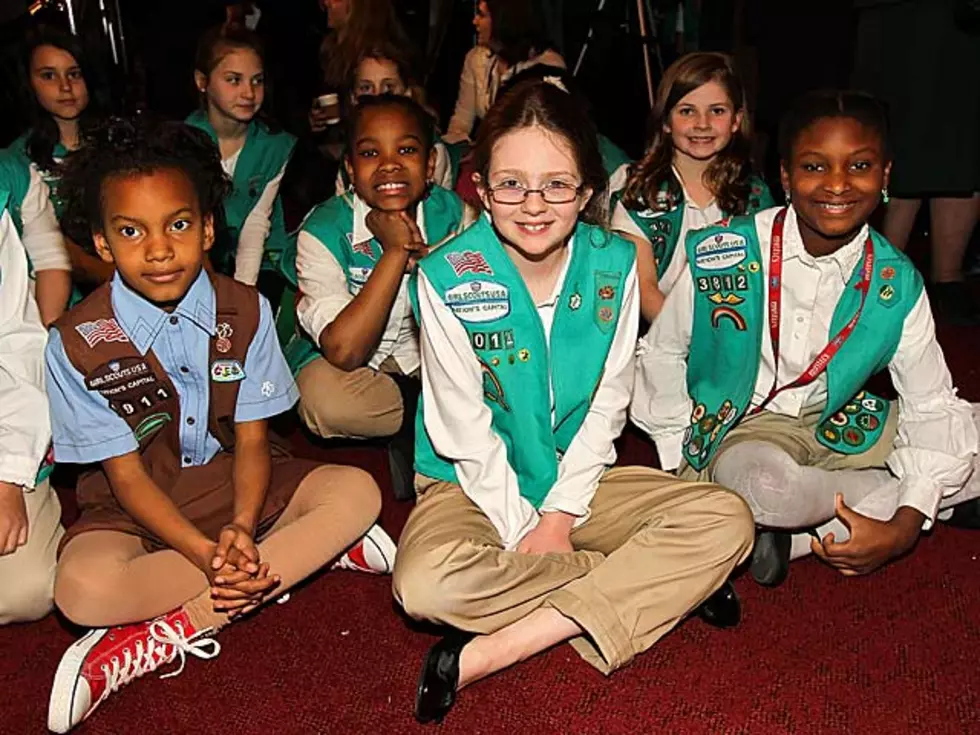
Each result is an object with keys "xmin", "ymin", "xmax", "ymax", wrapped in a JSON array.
[{"xmin": 54, "ymin": 273, "xmax": 260, "ymax": 495}]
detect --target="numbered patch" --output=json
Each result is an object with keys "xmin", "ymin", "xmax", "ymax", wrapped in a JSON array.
[
  {"xmin": 469, "ymin": 329, "xmax": 515, "ymax": 352},
  {"xmin": 696, "ymin": 274, "xmax": 750, "ymax": 293}
]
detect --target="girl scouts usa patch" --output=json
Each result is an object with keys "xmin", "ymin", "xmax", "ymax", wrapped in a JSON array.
[
  {"xmin": 445, "ymin": 281, "xmax": 510, "ymax": 323},
  {"xmin": 694, "ymin": 233, "xmax": 747, "ymax": 271}
]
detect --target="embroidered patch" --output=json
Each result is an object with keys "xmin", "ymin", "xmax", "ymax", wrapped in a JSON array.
[
  {"xmin": 691, "ymin": 404, "xmax": 706, "ymax": 424},
  {"xmin": 446, "ymin": 250, "xmax": 493, "ymax": 276},
  {"xmin": 708, "ymin": 292, "xmax": 745, "ymax": 306},
  {"xmin": 694, "ymin": 233, "xmax": 747, "ymax": 271},
  {"xmin": 261, "ymin": 381, "xmax": 275, "ymax": 397},
  {"xmin": 879, "ymin": 284, "xmax": 895, "ymax": 302},
  {"xmin": 348, "ymin": 266, "xmax": 374, "ymax": 294},
  {"xmin": 211, "ymin": 359, "xmax": 245, "ymax": 383},
  {"xmin": 352, "ymin": 240, "xmax": 376, "ymax": 259},
  {"xmin": 75, "ymin": 318, "xmax": 129, "ymax": 348},
  {"xmin": 710, "ymin": 306, "xmax": 747, "ymax": 331},
  {"xmin": 880, "ymin": 266, "xmax": 896, "ymax": 281},
  {"xmin": 569, "ymin": 293, "xmax": 582, "ymax": 311},
  {"xmin": 598, "ymin": 306, "xmax": 614, "ymax": 322},
  {"xmin": 85, "ymin": 357, "xmax": 152, "ymax": 393},
  {"xmin": 479, "ymin": 358, "xmax": 510, "ymax": 411},
  {"xmin": 598, "ymin": 285, "xmax": 616, "ymax": 300},
  {"xmin": 134, "ymin": 412, "xmax": 172, "ymax": 442},
  {"xmin": 445, "ymin": 281, "xmax": 510, "ymax": 323},
  {"xmin": 857, "ymin": 413, "xmax": 880, "ymax": 431},
  {"xmin": 216, "ymin": 323, "xmax": 234, "ymax": 354},
  {"xmin": 696, "ymin": 274, "xmax": 749, "ymax": 293},
  {"xmin": 518, "ymin": 348, "xmax": 530, "ymax": 362},
  {"xmin": 470, "ymin": 329, "xmax": 515, "ymax": 352}
]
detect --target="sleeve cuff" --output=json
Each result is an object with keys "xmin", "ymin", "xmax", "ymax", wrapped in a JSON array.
[
  {"xmin": 53, "ymin": 432, "xmax": 139, "ymax": 465},
  {"xmin": 896, "ymin": 475, "xmax": 943, "ymax": 530},
  {"xmin": 0, "ymin": 455, "xmax": 44, "ymax": 488},
  {"xmin": 235, "ymin": 381, "xmax": 300, "ymax": 423},
  {"xmin": 654, "ymin": 432, "xmax": 686, "ymax": 472}
]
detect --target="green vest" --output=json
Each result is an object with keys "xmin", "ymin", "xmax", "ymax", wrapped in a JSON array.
[
  {"xmin": 411, "ymin": 217, "xmax": 635, "ymax": 509},
  {"xmin": 598, "ymin": 134, "xmax": 632, "ymax": 182},
  {"xmin": 0, "ymin": 149, "xmax": 31, "ymax": 236},
  {"xmin": 186, "ymin": 111, "xmax": 297, "ymax": 275},
  {"xmin": 681, "ymin": 211, "xmax": 923, "ymax": 471},
  {"xmin": 9, "ymin": 131, "xmax": 69, "ymax": 218},
  {"xmin": 622, "ymin": 175, "xmax": 774, "ymax": 281},
  {"xmin": 282, "ymin": 185, "xmax": 466, "ymax": 375}
]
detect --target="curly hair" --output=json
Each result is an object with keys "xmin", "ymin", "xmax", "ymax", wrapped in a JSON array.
[
  {"xmin": 473, "ymin": 78, "xmax": 608, "ymax": 225},
  {"xmin": 621, "ymin": 52, "xmax": 755, "ymax": 217},
  {"xmin": 59, "ymin": 116, "xmax": 230, "ymax": 249}
]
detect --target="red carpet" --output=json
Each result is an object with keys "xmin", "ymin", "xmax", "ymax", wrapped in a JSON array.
[{"xmin": 1, "ymin": 325, "xmax": 979, "ymax": 735}]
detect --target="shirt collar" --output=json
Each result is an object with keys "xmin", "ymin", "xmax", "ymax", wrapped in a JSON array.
[
  {"xmin": 352, "ymin": 193, "xmax": 428, "ymax": 248},
  {"xmin": 110, "ymin": 268, "xmax": 217, "ymax": 355},
  {"xmin": 671, "ymin": 165, "xmax": 716, "ymax": 212},
  {"xmin": 783, "ymin": 206, "xmax": 869, "ymax": 282},
  {"xmin": 537, "ymin": 236, "xmax": 575, "ymax": 309}
]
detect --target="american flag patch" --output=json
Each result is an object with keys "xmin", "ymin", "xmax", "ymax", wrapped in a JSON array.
[
  {"xmin": 75, "ymin": 319, "xmax": 130, "ymax": 348},
  {"xmin": 352, "ymin": 240, "xmax": 376, "ymax": 259},
  {"xmin": 445, "ymin": 250, "xmax": 493, "ymax": 276}
]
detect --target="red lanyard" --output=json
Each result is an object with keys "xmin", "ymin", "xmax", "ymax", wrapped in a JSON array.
[{"xmin": 749, "ymin": 208, "xmax": 875, "ymax": 416}]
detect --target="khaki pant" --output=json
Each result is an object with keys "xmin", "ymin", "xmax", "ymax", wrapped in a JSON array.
[
  {"xmin": 296, "ymin": 356, "xmax": 410, "ymax": 439},
  {"xmin": 680, "ymin": 401, "xmax": 900, "ymax": 482},
  {"xmin": 0, "ymin": 479, "xmax": 64, "ymax": 624},
  {"xmin": 392, "ymin": 466, "xmax": 754, "ymax": 675}
]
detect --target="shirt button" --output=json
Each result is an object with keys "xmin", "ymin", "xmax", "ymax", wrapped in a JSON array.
[
  {"xmin": 169, "ymin": 316, "xmax": 179, "ymax": 325},
  {"xmin": 182, "ymin": 456, "xmax": 191, "ymax": 465},
  {"xmin": 186, "ymin": 417, "xmax": 196, "ymax": 426},
  {"xmin": 796, "ymin": 316, "xmax": 804, "ymax": 323},
  {"xmin": 180, "ymin": 366, "xmax": 189, "ymax": 373}
]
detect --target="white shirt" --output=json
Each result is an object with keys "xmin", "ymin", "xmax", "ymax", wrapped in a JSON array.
[
  {"xmin": 610, "ymin": 172, "xmax": 723, "ymax": 296},
  {"xmin": 631, "ymin": 206, "xmax": 978, "ymax": 526},
  {"xmin": 296, "ymin": 194, "xmax": 424, "ymax": 373},
  {"xmin": 444, "ymin": 47, "xmax": 566, "ymax": 145},
  {"xmin": 21, "ymin": 165, "xmax": 69, "ymax": 273},
  {"xmin": 0, "ymin": 210, "xmax": 52, "ymax": 488},
  {"xmin": 222, "ymin": 149, "xmax": 287, "ymax": 287},
  {"xmin": 417, "ymin": 238, "xmax": 639, "ymax": 548}
]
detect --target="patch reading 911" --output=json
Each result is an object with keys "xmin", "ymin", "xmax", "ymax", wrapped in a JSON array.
[{"xmin": 444, "ymin": 281, "xmax": 511, "ymax": 323}]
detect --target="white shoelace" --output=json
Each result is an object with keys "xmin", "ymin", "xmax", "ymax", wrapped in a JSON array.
[{"xmin": 96, "ymin": 620, "xmax": 221, "ymax": 705}]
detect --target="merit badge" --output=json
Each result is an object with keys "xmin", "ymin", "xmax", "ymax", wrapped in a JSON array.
[
  {"xmin": 261, "ymin": 381, "xmax": 275, "ymax": 397},
  {"xmin": 216, "ymin": 323, "xmax": 234, "ymax": 354},
  {"xmin": 843, "ymin": 403, "xmax": 860, "ymax": 415},
  {"xmin": 134, "ymin": 412, "xmax": 171, "ymax": 443},
  {"xmin": 843, "ymin": 427, "xmax": 865, "ymax": 447},
  {"xmin": 598, "ymin": 306, "xmax": 614, "ymax": 323},
  {"xmin": 708, "ymin": 292, "xmax": 745, "ymax": 306},
  {"xmin": 699, "ymin": 416, "xmax": 716, "ymax": 434},
  {"xmin": 880, "ymin": 266, "xmax": 896, "ymax": 281},
  {"xmin": 479, "ymin": 359, "xmax": 510, "ymax": 412},
  {"xmin": 687, "ymin": 436, "xmax": 704, "ymax": 456},
  {"xmin": 211, "ymin": 359, "xmax": 245, "ymax": 383},
  {"xmin": 569, "ymin": 293, "xmax": 582, "ymax": 311},
  {"xmin": 598, "ymin": 285, "xmax": 616, "ymax": 300},
  {"xmin": 75, "ymin": 318, "xmax": 130, "ymax": 348},
  {"xmin": 446, "ymin": 250, "xmax": 493, "ymax": 277},
  {"xmin": 691, "ymin": 404, "xmax": 706, "ymax": 424},
  {"xmin": 719, "ymin": 400, "xmax": 736, "ymax": 425},
  {"xmin": 822, "ymin": 427, "xmax": 840, "ymax": 443},
  {"xmin": 857, "ymin": 413, "xmax": 880, "ymax": 431},
  {"xmin": 861, "ymin": 397, "xmax": 882, "ymax": 412},
  {"xmin": 879, "ymin": 284, "xmax": 895, "ymax": 302},
  {"xmin": 748, "ymin": 262, "xmax": 761, "ymax": 273},
  {"xmin": 518, "ymin": 348, "xmax": 530, "ymax": 362},
  {"xmin": 710, "ymin": 306, "xmax": 747, "ymax": 331},
  {"xmin": 829, "ymin": 413, "xmax": 848, "ymax": 427}
]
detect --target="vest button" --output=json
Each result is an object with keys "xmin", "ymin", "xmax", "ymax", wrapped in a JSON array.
[
  {"xmin": 183, "ymin": 456, "xmax": 191, "ymax": 465},
  {"xmin": 186, "ymin": 417, "xmax": 196, "ymax": 426},
  {"xmin": 180, "ymin": 366, "xmax": 189, "ymax": 373},
  {"xmin": 169, "ymin": 316, "xmax": 179, "ymax": 325}
]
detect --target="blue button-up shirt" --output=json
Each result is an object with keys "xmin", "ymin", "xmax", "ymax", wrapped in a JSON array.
[{"xmin": 46, "ymin": 270, "xmax": 298, "ymax": 466}]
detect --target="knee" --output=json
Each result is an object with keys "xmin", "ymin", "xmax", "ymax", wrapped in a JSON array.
[
  {"xmin": 0, "ymin": 560, "xmax": 55, "ymax": 624},
  {"xmin": 711, "ymin": 488, "xmax": 756, "ymax": 559},
  {"xmin": 53, "ymin": 555, "xmax": 116, "ymax": 628},
  {"xmin": 308, "ymin": 465, "xmax": 382, "ymax": 527},
  {"xmin": 299, "ymin": 382, "xmax": 401, "ymax": 439},
  {"xmin": 713, "ymin": 442, "xmax": 802, "ymax": 517},
  {"xmin": 392, "ymin": 541, "xmax": 477, "ymax": 624}
]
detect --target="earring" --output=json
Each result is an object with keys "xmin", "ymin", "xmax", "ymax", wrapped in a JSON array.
[
  {"xmin": 881, "ymin": 187, "xmax": 890, "ymax": 204},
  {"xmin": 783, "ymin": 190, "xmax": 791, "ymax": 203}
]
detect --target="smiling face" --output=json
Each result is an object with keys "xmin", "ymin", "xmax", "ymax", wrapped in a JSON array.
[
  {"xmin": 473, "ymin": 1, "xmax": 492, "ymax": 47},
  {"xmin": 196, "ymin": 46, "xmax": 265, "ymax": 125},
  {"xmin": 478, "ymin": 124, "xmax": 592, "ymax": 262},
  {"xmin": 666, "ymin": 79, "xmax": 741, "ymax": 164},
  {"xmin": 30, "ymin": 44, "xmax": 89, "ymax": 121},
  {"xmin": 781, "ymin": 116, "xmax": 890, "ymax": 256},
  {"xmin": 345, "ymin": 105, "xmax": 435, "ymax": 211},
  {"xmin": 93, "ymin": 167, "xmax": 213, "ymax": 308},
  {"xmin": 352, "ymin": 57, "xmax": 407, "ymax": 101}
]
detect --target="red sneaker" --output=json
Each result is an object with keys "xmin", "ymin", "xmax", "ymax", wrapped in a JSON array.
[
  {"xmin": 332, "ymin": 524, "xmax": 397, "ymax": 574},
  {"xmin": 47, "ymin": 608, "xmax": 220, "ymax": 733}
]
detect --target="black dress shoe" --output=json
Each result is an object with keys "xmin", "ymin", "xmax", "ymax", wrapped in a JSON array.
[
  {"xmin": 696, "ymin": 580, "xmax": 741, "ymax": 628},
  {"xmin": 415, "ymin": 631, "xmax": 475, "ymax": 724},
  {"xmin": 945, "ymin": 498, "xmax": 980, "ymax": 529},
  {"xmin": 750, "ymin": 531, "xmax": 791, "ymax": 587}
]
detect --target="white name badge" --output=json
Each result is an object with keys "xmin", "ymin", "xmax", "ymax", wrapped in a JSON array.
[{"xmin": 445, "ymin": 280, "xmax": 511, "ymax": 323}]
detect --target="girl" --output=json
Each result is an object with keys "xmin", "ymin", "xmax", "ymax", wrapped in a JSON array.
[
  {"xmin": 288, "ymin": 94, "xmax": 472, "ymax": 501},
  {"xmin": 187, "ymin": 26, "xmax": 296, "ymax": 289},
  {"xmin": 631, "ymin": 90, "xmax": 980, "ymax": 589},
  {"xmin": 334, "ymin": 43, "xmax": 455, "ymax": 194},
  {"xmin": 392, "ymin": 79, "xmax": 753, "ymax": 724},
  {"xmin": 11, "ymin": 29, "xmax": 114, "ymax": 302},
  {"xmin": 614, "ymin": 52, "xmax": 774, "ymax": 321},
  {"xmin": 444, "ymin": 0, "xmax": 565, "ymax": 145},
  {"xmin": 44, "ymin": 117, "xmax": 384, "ymax": 733}
]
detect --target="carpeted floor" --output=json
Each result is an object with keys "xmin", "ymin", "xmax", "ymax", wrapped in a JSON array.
[{"xmin": 1, "ymin": 323, "xmax": 979, "ymax": 735}]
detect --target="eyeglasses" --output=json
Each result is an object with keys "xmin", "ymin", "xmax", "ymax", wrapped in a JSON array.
[{"xmin": 487, "ymin": 181, "xmax": 584, "ymax": 205}]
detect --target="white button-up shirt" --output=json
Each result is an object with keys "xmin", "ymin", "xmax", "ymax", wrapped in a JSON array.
[
  {"xmin": 417, "ymin": 237, "xmax": 639, "ymax": 548},
  {"xmin": 631, "ymin": 206, "xmax": 977, "ymax": 526},
  {"xmin": 296, "ymin": 194, "xmax": 423, "ymax": 373}
]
